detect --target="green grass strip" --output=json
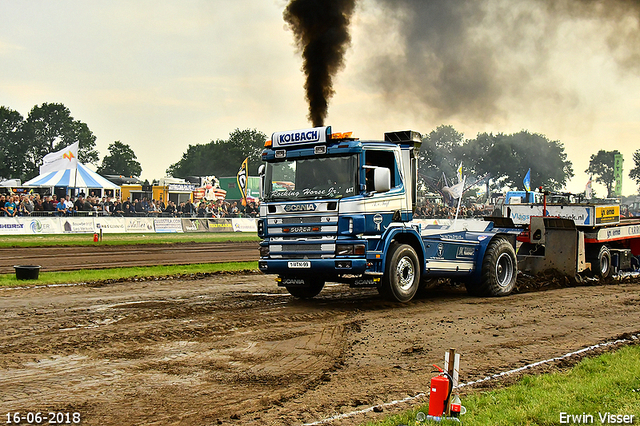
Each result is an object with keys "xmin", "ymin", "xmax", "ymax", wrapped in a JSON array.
[
  {"xmin": 364, "ymin": 344, "xmax": 640, "ymax": 426},
  {"xmin": 0, "ymin": 261, "xmax": 259, "ymax": 287},
  {"xmin": 0, "ymin": 232, "xmax": 259, "ymax": 247}
]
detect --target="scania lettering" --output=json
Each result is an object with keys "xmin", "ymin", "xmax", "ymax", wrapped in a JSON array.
[{"xmin": 257, "ymin": 126, "xmax": 523, "ymax": 302}]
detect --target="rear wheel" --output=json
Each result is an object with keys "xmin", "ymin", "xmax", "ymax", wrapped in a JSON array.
[
  {"xmin": 379, "ymin": 243, "xmax": 421, "ymax": 303},
  {"xmin": 588, "ymin": 245, "xmax": 612, "ymax": 278},
  {"xmin": 285, "ymin": 278, "xmax": 325, "ymax": 299},
  {"xmin": 466, "ymin": 238, "xmax": 517, "ymax": 296}
]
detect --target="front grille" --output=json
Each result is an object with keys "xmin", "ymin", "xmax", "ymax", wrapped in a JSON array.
[
  {"xmin": 284, "ymin": 244, "xmax": 319, "ymax": 252},
  {"xmin": 279, "ymin": 217, "xmax": 322, "ymax": 224},
  {"xmin": 269, "ymin": 242, "xmax": 335, "ymax": 259}
]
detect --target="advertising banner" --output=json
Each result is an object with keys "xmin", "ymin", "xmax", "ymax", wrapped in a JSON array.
[
  {"xmin": 95, "ymin": 217, "xmax": 126, "ymax": 234},
  {"xmin": 0, "ymin": 218, "xmax": 28, "ymax": 235},
  {"xmin": 125, "ymin": 217, "xmax": 155, "ymax": 233},
  {"xmin": 232, "ymin": 218, "xmax": 258, "ymax": 233},
  {"xmin": 614, "ymin": 153, "xmax": 623, "ymax": 197},
  {"xmin": 207, "ymin": 219, "xmax": 233, "ymax": 233},
  {"xmin": 26, "ymin": 217, "xmax": 62, "ymax": 235},
  {"xmin": 154, "ymin": 217, "xmax": 184, "ymax": 233},
  {"xmin": 596, "ymin": 205, "xmax": 620, "ymax": 225},
  {"xmin": 182, "ymin": 218, "xmax": 210, "ymax": 233},
  {"xmin": 62, "ymin": 217, "xmax": 96, "ymax": 233}
]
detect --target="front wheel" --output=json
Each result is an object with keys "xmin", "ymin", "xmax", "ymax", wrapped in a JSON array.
[
  {"xmin": 379, "ymin": 243, "xmax": 421, "ymax": 303},
  {"xmin": 285, "ymin": 278, "xmax": 325, "ymax": 299}
]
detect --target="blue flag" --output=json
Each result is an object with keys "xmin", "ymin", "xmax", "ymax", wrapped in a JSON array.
[{"xmin": 523, "ymin": 168, "xmax": 531, "ymax": 191}]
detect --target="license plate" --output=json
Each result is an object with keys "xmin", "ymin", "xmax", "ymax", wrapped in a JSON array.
[{"xmin": 288, "ymin": 261, "xmax": 311, "ymax": 268}]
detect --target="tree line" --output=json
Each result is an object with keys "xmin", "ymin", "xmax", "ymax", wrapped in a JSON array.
[
  {"xmin": 0, "ymin": 103, "xmax": 141, "ymax": 181},
  {"xmin": 2, "ymin": 103, "xmax": 640, "ymax": 196},
  {"xmin": 421, "ymin": 125, "xmax": 637, "ymax": 198}
]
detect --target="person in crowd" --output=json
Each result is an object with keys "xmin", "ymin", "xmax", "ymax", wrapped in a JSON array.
[
  {"xmin": 43, "ymin": 195, "xmax": 56, "ymax": 213},
  {"xmin": 102, "ymin": 197, "xmax": 113, "ymax": 215},
  {"xmin": 197, "ymin": 201, "xmax": 207, "ymax": 217},
  {"xmin": 73, "ymin": 195, "xmax": 85, "ymax": 213},
  {"xmin": 175, "ymin": 201, "xmax": 183, "ymax": 217},
  {"xmin": 55, "ymin": 197, "xmax": 68, "ymax": 216},
  {"xmin": 33, "ymin": 195, "xmax": 44, "ymax": 213},
  {"xmin": 141, "ymin": 197, "xmax": 150, "ymax": 213},
  {"xmin": 63, "ymin": 195, "xmax": 73, "ymax": 212},
  {"xmin": 168, "ymin": 200, "xmax": 178, "ymax": 216},
  {"xmin": 127, "ymin": 199, "xmax": 137, "ymax": 216},
  {"xmin": 229, "ymin": 201, "xmax": 239, "ymax": 217},
  {"xmin": 84, "ymin": 196, "xmax": 95, "ymax": 212},
  {"xmin": 112, "ymin": 197, "xmax": 124, "ymax": 216},
  {"xmin": 4, "ymin": 195, "xmax": 17, "ymax": 217},
  {"xmin": 122, "ymin": 198, "xmax": 132, "ymax": 216},
  {"xmin": 148, "ymin": 200, "xmax": 160, "ymax": 215},
  {"xmin": 17, "ymin": 195, "xmax": 30, "ymax": 216},
  {"xmin": 133, "ymin": 198, "xmax": 144, "ymax": 215},
  {"xmin": 183, "ymin": 199, "xmax": 195, "ymax": 217}
]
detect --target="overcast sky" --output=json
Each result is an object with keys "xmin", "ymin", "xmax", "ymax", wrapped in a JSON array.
[{"xmin": 1, "ymin": 0, "xmax": 639, "ymax": 196}]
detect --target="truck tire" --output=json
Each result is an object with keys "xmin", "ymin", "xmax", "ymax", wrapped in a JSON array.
[
  {"xmin": 588, "ymin": 245, "xmax": 612, "ymax": 278},
  {"xmin": 470, "ymin": 237, "xmax": 517, "ymax": 297},
  {"xmin": 379, "ymin": 243, "xmax": 421, "ymax": 303},
  {"xmin": 285, "ymin": 278, "xmax": 325, "ymax": 299}
]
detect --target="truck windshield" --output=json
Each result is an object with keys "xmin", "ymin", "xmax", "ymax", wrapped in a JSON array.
[{"xmin": 264, "ymin": 155, "xmax": 357, "ymax": 201}]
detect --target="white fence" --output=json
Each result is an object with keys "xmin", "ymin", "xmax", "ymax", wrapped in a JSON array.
[{"xmin": 0, "ymin": 217, "xmax": 258, "ymax": 235}]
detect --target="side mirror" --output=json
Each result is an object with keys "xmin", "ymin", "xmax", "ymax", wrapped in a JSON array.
[{"xmin": 374, "ymin": 167, "xmax": 391, "ymax": 193}]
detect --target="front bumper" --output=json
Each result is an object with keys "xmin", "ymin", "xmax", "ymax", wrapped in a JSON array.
[{"xmin": 258, "ymin": 258, "xmax": 368, "ymax": 278}]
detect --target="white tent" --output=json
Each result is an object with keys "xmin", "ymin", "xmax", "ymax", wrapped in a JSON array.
[{"xmin": 23, "ymin": 162, "xmax": 119, "ymax": 197}]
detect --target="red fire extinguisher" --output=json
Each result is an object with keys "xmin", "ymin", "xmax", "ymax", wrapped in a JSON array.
[{"xmin": 428, "ymin": 364, "xmax": 453, "ymax": 417}]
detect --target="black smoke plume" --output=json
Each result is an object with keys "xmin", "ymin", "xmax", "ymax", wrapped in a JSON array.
[
  {"xmin": 368, "ymin": 0, "xmax": 640, "ymax": 122},
  {"xmin": 284, "ymin": 0, "xmax": 357, "ymax": 127}
]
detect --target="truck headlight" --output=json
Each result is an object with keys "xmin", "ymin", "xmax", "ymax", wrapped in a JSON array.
[
  {"xmin": 257, "ymin": 219, "xmax": 265, "ymax": 237},
  {"xmin": 259, "ymin": 246, "xmax": 270, "ymax": 258}
]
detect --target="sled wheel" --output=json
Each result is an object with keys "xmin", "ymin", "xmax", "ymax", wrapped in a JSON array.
[
  {"xmin": 588, "ymin": 245, "xmax": 612, "ymax": 278},
  {"xmin": 473, "ymin": 237, "xmax": 517, "ymax": 297},
  {"xmin": 379, "ymin": 243, "xmax": 420, "ymax": 303},
  {"xmin": 285, "ymin": 278, "xmax": 325, "ymax": 299}
]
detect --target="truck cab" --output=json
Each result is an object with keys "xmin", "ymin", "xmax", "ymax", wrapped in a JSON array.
[{"xmin": 258, "ymin": 126, "xmax": 520, "ymax": 302}]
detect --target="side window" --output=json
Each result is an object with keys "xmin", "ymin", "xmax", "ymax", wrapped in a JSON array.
[{"xmin": 364, "ymin": 150, "xmax": 396, "ymax": 192}]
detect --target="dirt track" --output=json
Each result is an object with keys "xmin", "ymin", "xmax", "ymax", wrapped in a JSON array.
[
  {"xmin": 0, "ymin": 241, "xmax": 259, "ymax": 274},
  {"xmin": 1, "ymin": 272, "xmax": 639, "ymax": 426}
]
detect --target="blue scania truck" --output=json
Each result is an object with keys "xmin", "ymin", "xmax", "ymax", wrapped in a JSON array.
[{"xmin": 257, "ymin": 126, "xmax": 522, "ymax": 302}]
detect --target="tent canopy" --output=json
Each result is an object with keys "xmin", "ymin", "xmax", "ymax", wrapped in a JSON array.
[{"xmin": 23, "ymin": 163, "xmax": 119, "ymax": 190}]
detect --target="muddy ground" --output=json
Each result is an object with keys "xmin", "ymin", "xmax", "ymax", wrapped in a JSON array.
[
  {"xmin": 1, "ymin": 272, "xmax": 639, "ymax": 425},
  {"xmin": 0, "ymin": 241, "xmax": 259, "ymax": 274}
]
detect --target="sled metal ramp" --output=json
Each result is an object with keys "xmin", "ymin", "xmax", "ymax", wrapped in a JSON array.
[{"xmin": 517, "ymin": 217, "xmax": 586, "ymax": 277}]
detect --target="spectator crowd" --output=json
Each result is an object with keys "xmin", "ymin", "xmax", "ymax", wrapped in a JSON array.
[
  {"xmin": 413, "ymin": 201, "xmax": 494, "ymax": 219},
  {"xmin": 0, "ymin": 193, "xmax": 260, "ymax": 218}
]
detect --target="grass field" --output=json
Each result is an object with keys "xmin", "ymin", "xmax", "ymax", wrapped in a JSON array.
[
  {"xmin": 365, "ymin": 344, "xmax": 640, "ymax": 426},
  {"xmin": 0, "ymin": 232, "xmax": 259, "ymax": 247},
  {"xmin": 0, "ymin": 261, "xmax": 260, "ymax": 287}
]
